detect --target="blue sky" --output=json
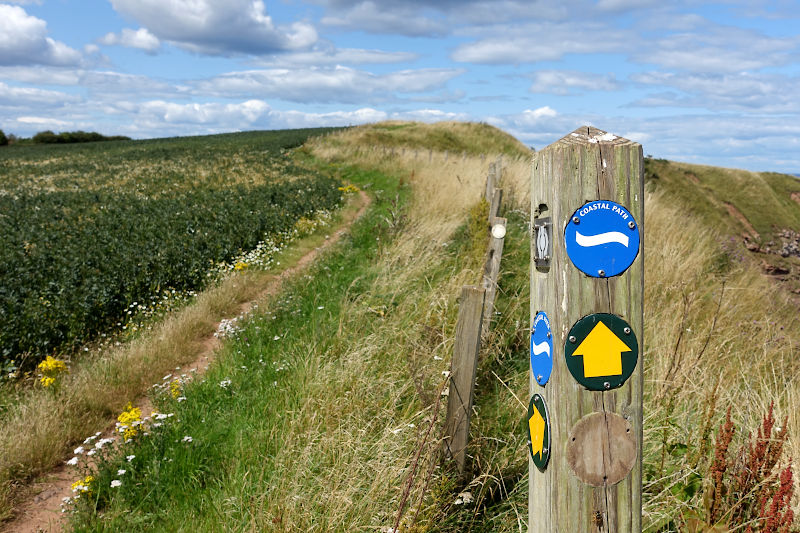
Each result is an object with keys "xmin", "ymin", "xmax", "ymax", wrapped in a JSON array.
[{"xmin": 1, "ymin": 1, "xmax": 799, "ymax": 173}]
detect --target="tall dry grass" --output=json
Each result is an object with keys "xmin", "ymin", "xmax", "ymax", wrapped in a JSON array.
[
  {"xmin": 312, "ymin": 124, "xmax": 800, "ymax": 527},
  {"xmin": 642, "ymin": 190, "xmax": 800, "ymax": 526}
]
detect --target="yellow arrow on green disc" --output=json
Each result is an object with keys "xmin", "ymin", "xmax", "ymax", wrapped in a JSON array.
[
  {"xmin": 528, "ymin": 408, "xmax": 545, "ymax": 459},
  {"xmin": 572, "ymin": 321, "xmax": 632, "ymax": 378},
  {"xmin": 526, "ymin": 394, "xmax": 550, "ymax": 472},
  {"xmin": 564, "ymin": 313, "xmax": 639, "ymax": 391}
]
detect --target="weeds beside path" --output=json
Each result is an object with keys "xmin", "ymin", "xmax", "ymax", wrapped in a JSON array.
[{"xmin": 1, "ymin": 191, "xmax": 370, "ymax": 533}]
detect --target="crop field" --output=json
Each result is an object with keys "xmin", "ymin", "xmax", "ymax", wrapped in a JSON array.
[{"xmin": 0, "ymin": 129, "xmax": 343, "ymax": 370}]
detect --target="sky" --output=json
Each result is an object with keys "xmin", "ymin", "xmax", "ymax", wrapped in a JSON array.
[{"xmin": 1, "ymin": 1, "xmax": 800, "ymax": 173}]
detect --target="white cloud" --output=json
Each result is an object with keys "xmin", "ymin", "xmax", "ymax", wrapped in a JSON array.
[
  {"xmin": 631, "ymin": 71, "xmax": 800, "ymax": 112},
  {"xmin": 15, "ymin": 116, "xmax": 72, "ymax": 128},
  {"xmin": 529, "ymin": 70, "xmax": 620, "ymax": 95},
  {"xmin": 451, "ymin": 22, "xmax": 632, "ymax": 64},
  {"xmin": 0, "ymin": 4, "xmax": 82, "ymax": 66},
  {"xmin": 136, "ymin": 99, "xmax": 270, "ymax": 125},
  {"xmin": 99, "ymin": 28, "xmax": 161, "ymax": 53},
  {"xmin": 630, "ymin": 26, "xmax": 800, "ymax": 73},
  {"xmin": 274, "ymin": 107, "xmax": 389, "ymax": 129},
  {"xmin": 0, "ymin": 66, "xmax": 82, "ymax": 85},
  {"xmin": 254, "ymin": 46, "xmax": 417, "ymax": 67},
  {"xmin": 595, "ymin": 0, "xmax": 660, "ymax": 11},
  {"xmin": 520, "ymin": 106, "xmax": 558, "ymax": 122},
  {"xmin": 108, "ymin": 0, "xmax": 318, "ymax": 55},
  {"xmin": 315, "ymin": 0, "xmax": 568, "ymax": 34},
  {"xmin": 0, "ymin": 81, "xmax": 81, "ymax": 107},
  {"xmin": 110, "ymin": 99, "xmax": 468, "ymax": 135},
  {"xmin": 193, "ymin": 66, "xmax": 464, "ymax": 104},
  {"xmin": 321, "ymin": 2, "xmax": 448, "ymax": 37}
]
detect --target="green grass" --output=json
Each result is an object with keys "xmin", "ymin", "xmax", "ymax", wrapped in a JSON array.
[
  {"xmin": 66, "ymin": 144, "xmax": 534, "ymax": 531},
  {"xmin": 314, "ymin": 121, "xmax": 532, "ymax": 158},
  {"xmin": 68, "ymin": 166, "xmax": 412, "ymax": 530},
  {"xmin": 645, "ymin": 157, "xmax": 800, "ymax": 242},
  {"xmin": 14, "ymin": 122, "xmax": 800, "ymax": 532}
]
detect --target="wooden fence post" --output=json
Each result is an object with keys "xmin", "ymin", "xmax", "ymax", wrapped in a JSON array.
[
  {"xmin": 444, "ymin": 286, "xmax": 486, "ymax": 473},
  {"xmin": 488, "ymin": 187, "xmax": 503, "ymax": 221},
  {"xmin": 481, "ymin": 217, "xmax": 506, "ymax": 336},
  {"xmin": 529, "ymin": 126, "xmax": 644, "ymax": 532},
  {"xmin": 484, "ymin": 163, "xmax": 496, "ymax": 203}
]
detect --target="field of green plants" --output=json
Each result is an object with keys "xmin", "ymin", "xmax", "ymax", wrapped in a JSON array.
[{"xmin": 0, "ymin": 129, "xmax": 342, "ymax": 371}]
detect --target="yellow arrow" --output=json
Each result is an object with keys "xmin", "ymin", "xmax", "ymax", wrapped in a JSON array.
[
  {"xmin": 529, "ymin": 408, "xmax": 545, "ymax": 459},
  {"xmin": 573, "ymin": 321, "xmax": 631, "ymax": 378}
]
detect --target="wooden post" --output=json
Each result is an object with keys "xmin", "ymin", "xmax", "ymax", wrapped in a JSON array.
[
  {"xmin": 484, "ymin": 163, "xmax": 496, "ymax": 203},
  {"xmin": 444, "ymin": 286, "xmax": 486, "ymax": 473},
  {"xmin": 529, "ymin": 127, "xmax": 644, "ymax": 532},
  {"xmin": 481, "ymin": 217, "xmax": 506, "ymax": 336},
  {"xmin": 488, "ymin": 187, "xmax": 503, "ymax": 221}
]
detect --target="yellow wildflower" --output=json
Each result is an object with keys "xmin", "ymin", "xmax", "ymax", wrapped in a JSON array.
[
  {"xmin": 37, "ymin": 355, "xmax": 68, "ymax": 387},
  {"xmin": 170, "ymin": 379, "xmax": 182, "ymax": 399},
  {"xmin": 71, "ymin": 475, "xmax": 95, "ymax": 496},
  {"xmin": 117, "ymin": 402, "xmax": 142, "ymax": 440},
  {"xmin": 234, "ymin": 261, "xmax": 249, "ymax": 271},
  {"xmin": 337, "ymin": 183, "xmax": 359, "ymax": 194}
]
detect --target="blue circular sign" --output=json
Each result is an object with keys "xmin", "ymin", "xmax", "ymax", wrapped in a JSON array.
[
  {"xmin": 530, "ymin": 311, "xmax": 553, "ymax": 386},
  {"xmin": 564, "ymin": 200, "xmax": 640, "ymax": 278}
]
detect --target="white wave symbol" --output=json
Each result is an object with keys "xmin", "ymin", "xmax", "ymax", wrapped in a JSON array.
[
  {"xmin": 575, "ymin": 230, "xmax": 629, "ymax": 248},
  {"xmin": 532, "ymin": 341, "xmax": 551, "ymax": 357}
]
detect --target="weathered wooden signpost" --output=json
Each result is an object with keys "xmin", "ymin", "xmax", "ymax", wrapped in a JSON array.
[{"xmin": 528, "ymin": 127, "xmax": 644, "ymax": 532}]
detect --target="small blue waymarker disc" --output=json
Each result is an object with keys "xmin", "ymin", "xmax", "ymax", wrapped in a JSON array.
[
  {"xmin": 530, "ymin": 311, "xmax": 554, "ymax": 386},
  {"xmin": 564, "ymin": 200, "xmax": 640, "ymax": 278}
]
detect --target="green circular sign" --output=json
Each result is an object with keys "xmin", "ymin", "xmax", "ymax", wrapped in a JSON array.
[
  {"xmin": 527, "ymin": 393, "xmax": 551, "ymax": 472},
  {"xmin": 564, "ymin": 313, "xmax": 638, "ymax": 391}
]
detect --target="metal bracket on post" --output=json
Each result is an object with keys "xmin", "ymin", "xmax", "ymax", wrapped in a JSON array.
[{"xmin": 533, "ymin": 216, "xmax": 552, "ymax": 270}]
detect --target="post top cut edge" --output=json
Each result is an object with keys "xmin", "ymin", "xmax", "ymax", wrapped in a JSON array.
[{"xmin": 548, "ymin": 126, "xmax": 639, "ymax": 149}]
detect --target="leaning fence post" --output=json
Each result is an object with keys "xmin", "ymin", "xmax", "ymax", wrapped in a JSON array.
[
  {"xmin": 443, "ymin": 286, "xmax": 486, "ymax": 473},
  {"xmin": 484, "ymin": 163, "xmax": 496, "ymax": 203},
  {"xmin": 529, "ymin": 126, "xmax": 644, "ymax": 532},
  {"xmin": 481, "ymin": 217, "xmax": 506, "ymax": 336},
  {"xmin": 488, "ymin": 187, "xmax": 503, "ymax": 221}
]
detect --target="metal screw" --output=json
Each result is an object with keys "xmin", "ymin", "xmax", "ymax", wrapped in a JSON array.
[
  {"xmin": 598, "ymin": 269, "xmax": 606, "ymax": 277},
  {"xmin": 624, "ymin": 327, "xmax": 631, "ymax": 335},
  {"xmin": 537, "ymin": 374, "xmax": 543, "ymax": 381},
  {"xmin": 604, "ymin": 382, "xmax": 611, "ymax": 389},
  {"xmin": 543, "ymin": 447, "xmax": 549, "ymax": 454},
  {"xmin": 546, "ymin": 332, "xmax": 551, "ymax": 338},
  {"xmin": 572, "ymin": 216, "xmax": 580, "ymax": 224},
  {"xmin": 628, "ymin": 221, "xmax": 636, "ymax": 229},
  {"xmin": 569, "ymin": 335, "xmax": 577, "ymax": 343}
]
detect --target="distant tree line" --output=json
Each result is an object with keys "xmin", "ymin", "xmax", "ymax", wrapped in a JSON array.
[{"xmin": 0, "ymin": 129, "xmax": 131, "ymax": 146}]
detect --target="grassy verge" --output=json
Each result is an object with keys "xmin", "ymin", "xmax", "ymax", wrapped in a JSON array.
[
  {"xmin": 0, "ymin": 193, "xmax": 363, "ymax": 523},
  {"xmin": 64, "ymin": 127, "xmax": 535, "ymax": 531}
]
